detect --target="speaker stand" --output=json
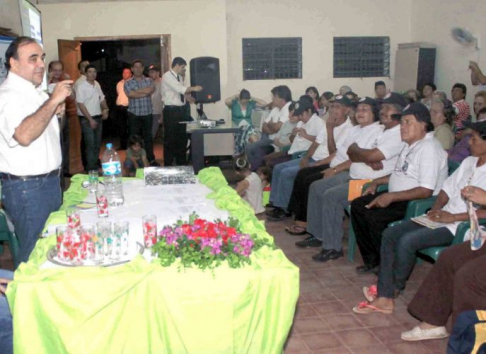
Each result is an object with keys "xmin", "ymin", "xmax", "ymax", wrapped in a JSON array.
[{"xmin": 196, "ymin": 103, "xmax": 208, "ymax": 120}]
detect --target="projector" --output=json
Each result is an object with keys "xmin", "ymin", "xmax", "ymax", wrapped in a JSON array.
[{"xmin": 199, "ymin": 120, "xmax": 216, "ymax": 128}]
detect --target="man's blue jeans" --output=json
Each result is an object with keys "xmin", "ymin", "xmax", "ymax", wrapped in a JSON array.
[
  {"xmin": 79, "ymin": 115, "xmax": 103, "ymax": 172},
  {"xmin": 1, "ymin": 174, "xmax": 62, "ymax": 267},
  {"xmin": 270, "ymin": 158, "xmax": 315, "ymax": 211},
  {"xmin": 0, "ymin": 269, "xmax": 13, "ymax": 354}
]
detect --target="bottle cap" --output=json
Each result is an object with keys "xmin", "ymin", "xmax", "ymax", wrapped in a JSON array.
[{"xmin": 106, "ymin": 143, "xmax": 113, "ymax": 149}]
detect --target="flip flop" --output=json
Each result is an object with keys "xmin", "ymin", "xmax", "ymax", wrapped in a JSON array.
[
  {"xmin": 352, "ymin": 301, "xmax": 393, "ymax": 315},
  {"xmin": 363, "ymin": 285, "xmax": 378, "ymax": 302},
  {"xmin": 285, "ymin": 225, "xmax": 307, "ymax": 236}
]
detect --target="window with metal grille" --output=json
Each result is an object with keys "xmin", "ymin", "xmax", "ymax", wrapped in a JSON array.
[
  {"xmin": 333, "ymin": 37, "xmax": 390, "ymax": 78},
  {"xmin": 242, "ymin": 38, "xmax": 302, "ymax": 80}
]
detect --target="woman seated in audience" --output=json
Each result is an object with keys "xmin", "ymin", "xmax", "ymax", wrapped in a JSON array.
[
  {"xmin": 353, "ymin": 120, "xmax": 486, "ymax": 315},
  {"xmin": 449, "ymin": 91, "xmax": 486, "ymax": 163},
  {"xmin": 421, "ymin": 82, "xmax": 436, "ymax": 110},
  {"xmin": 305, "ymin": 87, "xmax": 320, "ymax": 111},
  {"xmin": 318, "ymin": 91, "xmax": 334, "ymax": 120},
  {"xmin": 405, "ymin": 89, "xmax": 421, "ymax": 103},
  {"xmin": 225, "ymin": 89, "xmax": 268, "ymax": 155},
  {"xmin": 430, "ymin": 98, "xmax": 455, "ymax": 150}
]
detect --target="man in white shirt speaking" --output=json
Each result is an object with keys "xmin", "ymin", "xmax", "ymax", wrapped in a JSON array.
[
  {"xmin": 0, "ymin": 37, "xmax": 72, "ymax": 266},
  {"xmin": 161, "ymin": 57, "xmax": 203, "ymax": 166}
]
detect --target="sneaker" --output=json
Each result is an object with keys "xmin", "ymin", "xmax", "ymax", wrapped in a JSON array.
[
  {"xmin": 401, "ymin": 326, "xmax": 449, "ymax": 341},
  {"xmin": 312, "ymin": 249, "xmax": 343, "ymax": 262},
  {"xmin": 295, "ymin": 236, "xmax": 322, "ymax": 248}
]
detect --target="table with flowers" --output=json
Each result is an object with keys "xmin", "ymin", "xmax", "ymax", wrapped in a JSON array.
[{"xmin": 6, "ymin": 167, "xmax": 299, "ymax": 354}]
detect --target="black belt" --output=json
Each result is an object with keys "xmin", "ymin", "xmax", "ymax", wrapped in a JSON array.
[
  {"xmin": 2, "ymin": 168, "xmax": 61, "ymax": 181},
  {"xmin": 164, "ymin": 105, "xmax": 185, "ymax": 111}
]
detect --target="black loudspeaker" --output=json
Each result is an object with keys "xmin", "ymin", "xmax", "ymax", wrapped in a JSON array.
[{"xmin": 190, "ymin": 57, "xmax": 220, "ymax": 103}]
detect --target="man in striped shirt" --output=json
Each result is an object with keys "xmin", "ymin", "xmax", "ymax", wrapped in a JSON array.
[{"xmin": 451, "ymin": 83, "xmax": 471, "ymax": 140}]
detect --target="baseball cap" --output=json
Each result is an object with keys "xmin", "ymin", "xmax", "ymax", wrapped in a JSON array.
[
  {"xmin": 463, "ymin": 120, "xmax": 486, "ymax": 136},
  {"xmin": 333, "ymin": 94, "xmax": 353, "ymax": 107},
  {"xmin": 401, "ymin": 102, "xmax": 431, "ymax": 123},
  {"xmin": 357, "ymin": 97, "xmax": 380, "ymax": 120},
  {"xmin": 148, "ymin": 65, "xmax": 160, "ymax": 72},
  {"xmin": 382, "ymin": 92, "xmax": 408, "ymax": 108},
  {"xmin": 294, "ymin": 98, "xmax": 315, "ymax": 116}
]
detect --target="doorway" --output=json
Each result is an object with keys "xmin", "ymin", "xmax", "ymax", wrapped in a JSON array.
[{"xmin": 58, "ymin": 35, "xmax": 171, "ymax": 173}]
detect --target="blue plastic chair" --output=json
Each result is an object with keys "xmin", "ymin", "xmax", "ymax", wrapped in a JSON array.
[{"xmin": 0, "ymin": 211, "xmax": 19, "ymax": 266}]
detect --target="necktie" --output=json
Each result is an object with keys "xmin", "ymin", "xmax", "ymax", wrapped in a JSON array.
[{"xmin": 177, "ymin": 75, "xmax": 185, "ymax": 104}]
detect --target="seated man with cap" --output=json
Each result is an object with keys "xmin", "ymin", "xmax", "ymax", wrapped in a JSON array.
[
  {"xmin": 353, "ymin": 107, "xmax": 486, "ymax": 317},
  {"xmin": 295, "ymin": 97, "xmax": 401, "ymax": 263},
  {"xmin": 266, "ymin": 97, "xmax": 325, "ymax": 221}
]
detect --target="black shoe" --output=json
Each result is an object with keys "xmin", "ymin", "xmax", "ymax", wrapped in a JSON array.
[
  {"xmin": 150, "ymin": 160, "xmax": 160, "ymax": 167},
  {"xmin": 265, "ymin": 202, "xmax": 274, "ymax": 208},
  {"xmin": 265, "ymin": 207, "xmax": 282, "ymax": 217},
  {"xmin": 312, "ymin": 249, "xmax": 343, "ymax": 262},
  {"xmin": 295, "ymin": 236, "xmax": 322, "ymax": 248},
  {"xmin": 267, "ymin": 209, "xmax": 291, "ymax": 222},
  {"xmin": 355, "ymin": 264, "xmax": 380, "ymax": 275}
]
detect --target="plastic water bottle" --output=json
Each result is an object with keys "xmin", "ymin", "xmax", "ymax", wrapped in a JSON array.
[{"xmin": 101, "ymin": 143, "xmax": 124, "ymax": 206}]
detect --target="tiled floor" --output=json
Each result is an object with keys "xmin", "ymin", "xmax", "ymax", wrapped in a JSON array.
[
  {"xmin": 0, "ymin": 150, "xmax": 450, "ymax": 352},
  {"xmin": 263, "ymin": 217, "xmax": 450, "ymax": 354}
]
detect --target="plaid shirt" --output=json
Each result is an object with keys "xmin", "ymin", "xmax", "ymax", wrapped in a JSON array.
[{"xmin": 124, "ymin": 77, "xmax": 153, "ymax": 116}]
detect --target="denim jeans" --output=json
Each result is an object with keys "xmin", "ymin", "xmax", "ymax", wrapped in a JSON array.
[
  {"xmin": 0, "ymin": 269, "xmax": 13, "ymax": 354},
  {"xmin": 378, "ymin": 220, "xmax": 454, "ymax": 298},
  {"xmin": 245, "ymin": 135, "xmax": 274, "ymax": 171},
  {"xmin": 128, "ymin": 113, "xmax": 155, "ymax": 163},
  {"xmin": 1, "ymin": 174, "xmax": 62, "ymax": 267},
  {"xmin": 123, "ymin": 158, "xmax": 144, "ymax": 173},
  {"xmin": 79, "ymin": 115, "xmax": 103, "ymax": 172},
  {"xmin": 270, "ymin": 158, "xmax": 316, "ymax": 211}
]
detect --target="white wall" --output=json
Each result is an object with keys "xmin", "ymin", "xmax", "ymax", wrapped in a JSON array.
[
  {"xmin": 0, "ymin": 0, "xmax": 22, "ymax": 36},
  {"xmin": 226, "ymin": 0, "xmax": 412, "ymax": 104},
  {"xmin": 411, "ymin": 0, "xmax": 486, "ymax": 110},
  {"xmin": 37, "ymin": 0, "xmax": 228, "ymax": 120}
]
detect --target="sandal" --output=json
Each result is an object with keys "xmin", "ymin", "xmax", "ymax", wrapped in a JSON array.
[
  {"xmin": 363, "ymin": 285, "xmax": 378, "ymax": 302},
  {"xmin": 285, "ymin": 224, "xmax": 307, "ymax": 236},
  {"xmin": 352, "ymin": 301, "xmax": 393, "ymax": 315}
]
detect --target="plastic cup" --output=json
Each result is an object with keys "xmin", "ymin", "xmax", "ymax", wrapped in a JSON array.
[
  {"xmin": 142, "ymin": 215, "xmax": 158, "ymax": 249},
  {"xmin": 88, "ymin": 170, "xmax": 99, "ymax": 193},
  {"xmin": 114, "ymin": 221, "xmax": 129, "ymax": 256},
  {"xmin": 66, "ymin": 207, "xmax": 81, "ymax": 230},
  {"xmin": 96, "ymin": 187, "xmax": 109, "ymax": 218}
]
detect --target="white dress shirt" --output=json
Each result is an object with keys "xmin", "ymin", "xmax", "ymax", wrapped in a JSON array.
[
  {"xmin": 75, "ymin": 80, "xmax": 105, "ymax": 116},
  {"xmin": 441, "ymin": 156, "xmax": 486, "ymax": 237},
  {"xmin": 288, "ymin": 114, "xmax": 325, "ymax": 154},
  {"xmin": 116, "ymin": 80, "xmax": 129, "ymax": 107},
  {"xmin": 388, "ymin": 133, "xmax": 448, "ymax": 195},
  {"xmin": 350, "ymin": 124, "xmax": 403, "ymax": 179},
  {"xmin": 73, "ymin": 75, "xmax": 86, "ymax": 91},
  {"xmin": 161, "ymin": 70, "xmax": 187, "ymax": 106},
  {"xmin": 0, "ymin": 72, "xmax": 61, "ymax": 175},
  {"xmin": 312, "ymin": 118, "xmax": 353, "ymax": 161},
  {"xmin": 264, "ymin": 102, "xmax": 291, "ymax": 139}
]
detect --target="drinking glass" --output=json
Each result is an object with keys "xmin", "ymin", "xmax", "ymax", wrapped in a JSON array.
[
  {"xmin": 66, "ymin": 207, "xmax": 81, "ymax": 230},
  {"xmin": 142, "ymin": 215, "xmax": 158, "ymax": 249},
  {"xmin": 96, "ymin": 186, "xmax": 109, "ymax": 218},
  {"xmin": 88, "ymin": 170, "xmax": 99, "ymax": 193},
  {"xmin": 80, "ymin": 224, "xmax": 95, "ymax": 260},
  {"xmin": 96, "ymin": 220, "xmax": 111, "ymax": 263},
  {"xmin": 56, "ymin": 226, "xmax": 72, "ymax": 261},
  {"xmin": 114, "ymin": 221, "xmax": 129, "ymax": 256}
]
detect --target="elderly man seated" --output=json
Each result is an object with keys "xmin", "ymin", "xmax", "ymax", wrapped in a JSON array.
[
  {"xmin": 295, "ymin": 97, "xmax": 403, "ymax": 262},
  {"xmin": 350, "ymin": 100, "xmax": 449, "ymax": 273},
  {"xmin": 351, "ymin": 105, "xmax": 486, "ymax": 319}
]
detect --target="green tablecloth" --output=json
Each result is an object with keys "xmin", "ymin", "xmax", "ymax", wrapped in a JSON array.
[{"xmin": 6, "ymin": 167, "xmax": 299, "ymax": 354}]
